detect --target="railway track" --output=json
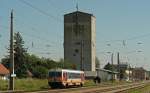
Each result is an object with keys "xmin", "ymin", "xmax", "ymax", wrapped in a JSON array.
[
  {"xmin": 89, "ymin": 82, "xmax": 147, "ymax": 93},
  {"xmin": 27, "ymin": 81, "xmax": 150, "ymax": 93},
  {"xmin": 1, "ymin": 81, "xmax": 149, "ymax": 93}
]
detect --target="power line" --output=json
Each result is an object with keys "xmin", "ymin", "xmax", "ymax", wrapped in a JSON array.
[
  {"xmin": 0, "ymin": 25, "xmax": 61, "ymax": 47},
  {"xmin": 0, "ymin": 25, "xmax": 62, "ymax": 58},
  {"xmin": 2, "ymin": 24, "xmax": 149, "ymax": 49},
  {"xmin": 13, "ymin": 10, "xmax": 63, "ymax": 41},
  {"xmin": 15, "ymin": 18, "xmax": 63, "ymax": 40},
  {"xmin": 18, "ymin": 0, "xmax": 63, "ymax": 22},
  {"xmin": 106, "ymin": 32, "xmax": 150, "ymax": 43},
  {"xmin": 127, "ymin": 33, "xmax": 150, "ymax": 40},
  {"xmin": 47, "ymin": 0, "xmax": 65, "ymax": 14},
  {"xmin": 0, "ymin": 25, "xmax": 63, "ymax": 53}
]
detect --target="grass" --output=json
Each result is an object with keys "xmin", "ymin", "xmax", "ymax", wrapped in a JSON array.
[
  {"xmin": 0, "ymin": 78, "xmax": 49, "ymax": 91},
  {"xmin": 0, "ymin": 79, "xmax": 131, "ymax": 92},
  {"xmin": 84, "ymin": 80, "xmax": 130, "ymax": 87},
  {"xmin": 0, "ymin": 79, "xmax": 106, "ymax": 91},
  {"xmin": 0, "ymin": 80, "xmax": 8, "ymax": 90},
  {"xmin": 84, "ymin": 80, "xmax": 96, "ymax": 87},
  {"xmin": 15, "ymin": 78, "xmax": 48, "ymax": 91},
  {"xmin": 128, "ymin": 84, "xmax": 150, "ymax": 93},
  {"xmin": 84, "ymin": 80, "xmax": 150, "ymax": 93}
]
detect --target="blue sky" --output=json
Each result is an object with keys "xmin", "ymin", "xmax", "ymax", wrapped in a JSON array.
[{"xmin": 1, "ymin": 0, "xmax": 150, "ymax": 70}]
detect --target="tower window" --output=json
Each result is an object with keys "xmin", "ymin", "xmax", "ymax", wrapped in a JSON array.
[
  {"xmin": 75, "ymin": 42, "xmax": 80, "ymax": 45},
  {"xmin": 75, "ymin": 49, "xmax": 79, "ymax": 53},
  {"xmin": 73, "ymin": 54, "xmax": 76, "ymax": 56}
]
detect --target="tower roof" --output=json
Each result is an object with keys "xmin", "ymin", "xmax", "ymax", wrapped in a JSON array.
[{"xmin": 64, "ymin": 11, "xmax": 95, "ymax": 17}]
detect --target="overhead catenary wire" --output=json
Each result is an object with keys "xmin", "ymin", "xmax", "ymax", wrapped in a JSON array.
[
  {"xmin": 13, "ymin": 0, "xmax": 64, "ymax": 40},
  {"xmin": 12, "ymin": 5, "xmax": 64, "ymax": 43},
  {"xmin": 0, "ymin": 24, "xmax": 58, "ymax": 42},
  {"xmin": 0, "ymin": 26, "xmax": 62, "ymax": 53},
  {"xmin": 0, "ymin": 26, "xmax": 61, "ymax": 57},
  {"xmin": 47, "ymin": 0, "xmax": 65, "ymax": 14},
  {"xmin": 0, "ymin": 25, "xmax": 62, "ymax": 49},
  {"xmin": 1, "ymin": 0, "xmax": 150, "ymax": 61},
  {"xmin": 0, "ymin": 25, "xmax": 147, "ymax": 55},
  {"xmin": 18, "ymin": 0, "xmax": 63, "ymax": 22},
  {"xmin": 106, "ymin": 32, "xmax": 150, "ymax": 43},
  {"xmin": 1, "ymin": 24, "xmax": 150, "ymax": 49},
  {"xmin": 14, "ymin": 18, "xmax": 63, "ymax": 41}
]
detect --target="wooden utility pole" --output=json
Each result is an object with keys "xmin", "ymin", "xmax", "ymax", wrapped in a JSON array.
[
  {"xmin": 117, "ymin": 52, "xmax": 120, "ymax": 81},
  {"xmin": 129, "ymin": 64, "xmax": 130, "ymax": 81},
  {"xmin": 111, "ymin": 53, "xmax": 114, "ymax": 82},
  {"xmin": 9, "ymin": 10, "xmax": 15, "ymax": 91}
]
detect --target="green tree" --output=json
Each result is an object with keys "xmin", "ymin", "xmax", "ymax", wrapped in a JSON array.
[
  {"xmin": 1, "ymin": 32, "xmax": 76, "ymax": 79},
  {"xmin": 32, "ymin": 66, "xmax": 48, "ymax": 78},
  {"xmin": 2, "ymin": 32, "xmax": 28, "ymax": 78},
  {"xmin": 104, "ymin": 62, "xmax": 113, "ymax": 70},
  {"xmin": 1, "ymin": 56, "xmax": 9, "ymax": 69},
  {"xmin": 57, "ymin": 59, "xmax": 74, "ymax": 69},
  {"xmin": 14, "ymin": 32, "xmax": 28, "ymax": 78},
  {"xmin": 25, "ymin": 54, "xmax": 58, "ymax": 78}
]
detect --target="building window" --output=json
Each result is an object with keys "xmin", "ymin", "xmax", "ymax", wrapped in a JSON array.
[
  {"xmin": 75, "ymin": 42, "xmax": 80, "ymax": 45},
  {"xmin": 75, "ymin": 49, "xmax": 79, "ymax": 53},
  {"xmin": 73, "ymin": 24, "xmax": 84, "ymax": 37},
  {"xmin": 79, "ymin": 25, "xmax": 84, "ymax": 32},
  {"xmin": 73, "ymin": 54, "xmax": 76, "ymax": 56}
]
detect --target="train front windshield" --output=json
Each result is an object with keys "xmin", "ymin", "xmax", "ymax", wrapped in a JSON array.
[{"xmin": 49, "ymin": 72, "xmax": 61, "ymax": 77}]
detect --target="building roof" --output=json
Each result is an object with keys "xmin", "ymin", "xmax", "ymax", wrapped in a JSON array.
[
  {"xmin": 0, "ymin": 64, "xmax": 9, "ymax": 75},
  {"xmin": 96, "ymin": 68, "xmax": 118, "ymax": 74},
  {"xmin": 64, "ymin": 11, "xmax": 95, "ymax": 17},
  {"xmin": 133, "ymin": 67, "xmax": 146, "ymax": 71}
]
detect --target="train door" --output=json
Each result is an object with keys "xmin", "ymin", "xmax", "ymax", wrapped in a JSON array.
[
  {"xmin": 81, "ymin": 73, "xmax": 85, "ymax": 81},
  {"xmin": 63, "ymin": 72, "xmax": 67, "ymax": 81}
]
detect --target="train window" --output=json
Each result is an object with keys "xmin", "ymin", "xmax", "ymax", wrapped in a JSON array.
[
  {"xmin": 49, "ymin": 72, "xmax": 61, "ymax": 77},
  {"xmin": 49, "ymin": 72, "xmax": 55, "ymax": 76},
  {"xmin": 68, "ymin": 73, "xmax": 81, "ymax": 79},
  {"xmin": 55, "ymin": 72, "xmax": 61, "ymax": 77}
]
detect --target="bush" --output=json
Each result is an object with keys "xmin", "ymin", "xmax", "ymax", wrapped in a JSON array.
[{"xmin": 32, "ymin": 66, "xmax": 48, "ymax": 79}]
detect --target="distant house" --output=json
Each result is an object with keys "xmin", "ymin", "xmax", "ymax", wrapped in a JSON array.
[
  {"xmin": 0, "ymin": 63, "xmax": 9, "ymax": 80},
  {"xmin": 104, "ymin": 62, "xmax": 130, "ymax": 81},
  {"xmin": 132, "ymin": 67, "xmax": 146, "ymax": 81},
  {"xmin": 96, "ymin": 68, "xmax": 118, "ymax": 81},
  {"xmin": 84, "ymin": 68, "xmax": 118, "ymax": 81}
]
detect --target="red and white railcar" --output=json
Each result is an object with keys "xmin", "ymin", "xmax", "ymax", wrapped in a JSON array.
[{"xmin": 48, "ymin": 69, "xmax": 84, "ymax": 88}]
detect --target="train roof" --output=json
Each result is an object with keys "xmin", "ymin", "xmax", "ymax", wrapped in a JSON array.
[{"xmin": 49, "ymin": 69, "xmax": 84, "ymax": 73}]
